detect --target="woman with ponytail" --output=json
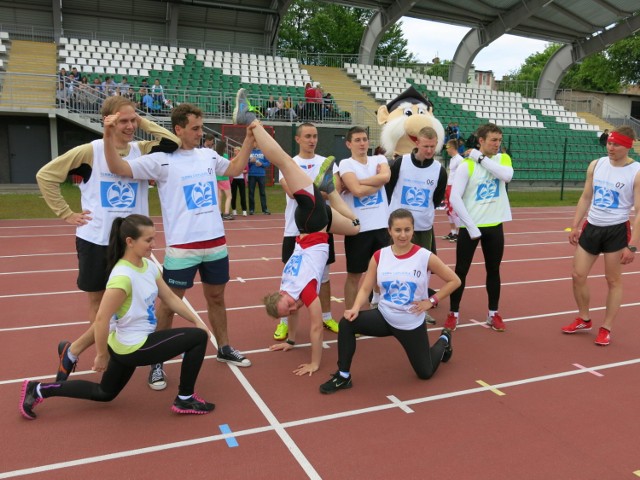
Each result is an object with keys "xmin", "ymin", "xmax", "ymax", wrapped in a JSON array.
[{"xmin": 20, "ymin": 214, "xmax": 215, "ymax": 420}]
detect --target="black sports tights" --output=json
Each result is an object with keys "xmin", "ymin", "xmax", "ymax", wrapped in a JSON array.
[
  {"xmin": 449, "ymin": 224, "xmax": 504, "ymax": 312},
  {"xmin": 39, "ymin": 328, "xmax": 208, "ymax": 401}
]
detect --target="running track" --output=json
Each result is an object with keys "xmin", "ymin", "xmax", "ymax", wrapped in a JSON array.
[{"xmin": 1, "ymin": 207, "xmax": 640, "ymax": 479}]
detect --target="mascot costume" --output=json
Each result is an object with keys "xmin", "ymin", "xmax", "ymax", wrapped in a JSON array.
[{"xmin": 377, "ymin": 86, "xmax": 445, "ymax": 158}]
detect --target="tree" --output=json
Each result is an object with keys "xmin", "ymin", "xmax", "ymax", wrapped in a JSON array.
[
  {"xmin": 607, "ymin": 32, "xmax": 640, "ymax": 85},
  {"xmin": 277, "ymin": 0, "xmax": 417, "ymax": 65}
]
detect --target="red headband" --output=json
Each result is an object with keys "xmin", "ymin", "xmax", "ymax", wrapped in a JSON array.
[{"xmin": 607, "ymin": 132, "xmax": 633, "ymax": 149}]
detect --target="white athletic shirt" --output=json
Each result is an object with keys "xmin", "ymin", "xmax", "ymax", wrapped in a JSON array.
[
  {"xmin": 281, "ymin": 154, "xmax": 326, "ymax": 237},
  {"xmin": 588, "ymin": 156, "xmax": 640, "ymax": 226},
  {"xmin": 338, "ymin": 155, "xmax": 389, "ymax": 232},
  {"xmin": 106, "ymin": 258, "xmax": 160, "ymax": 352},
  {"xmin": 77, "ymin": 140, "xmax": 148, "ymax": 246},
  {"xmin": 388, "ymin": 154, "xmax": 441, "ymax": 231},
  {"xmin": 377, "ymin": 245, "xmax": 432, "ymax": 330},
  {"xmin": 456, "ymin": 154, "xmax": 512, "ymax": 235},
  {"xmin": 280, "ymin": 233, "xmax": 329, "ymax": 301},
  {"xmin": 447, "ymin": 154, "xmax": 463, "ymax": 186},
  {"xmin": 129, "ymin": 148, "xmax": 230, "ymax": 246}
]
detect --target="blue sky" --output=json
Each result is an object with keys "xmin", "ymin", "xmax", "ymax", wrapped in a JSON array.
[{"xmin": 400, "ymin": 17, "xmax": 551, "ymax": 79}]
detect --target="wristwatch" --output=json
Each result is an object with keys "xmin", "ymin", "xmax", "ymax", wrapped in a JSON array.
[
  {"xmin": 627, "ymin": 245, "xmax": 637, "ymax": 253},
  {"xmin": 478, "ymin": 155, "xmax": 485, "ymax": 165}
]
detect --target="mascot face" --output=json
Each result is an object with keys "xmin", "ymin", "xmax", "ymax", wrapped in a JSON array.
[{"xmin": 377, "ymin": 87, "xmax": 445, "ymax": 157}]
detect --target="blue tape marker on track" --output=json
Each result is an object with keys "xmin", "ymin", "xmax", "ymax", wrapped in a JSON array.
[{"xmin": 219, "ymin": 424, "xmax": 239, "ymax": 448}]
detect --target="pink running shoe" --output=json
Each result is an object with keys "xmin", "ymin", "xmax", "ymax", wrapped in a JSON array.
[
  {"xmin": 562, "ymin": 318, "xmax": 592, "ymax": 334},
  {"xmin": 595, "ymin": 327, "xmax": 610, "ymax": 346}
]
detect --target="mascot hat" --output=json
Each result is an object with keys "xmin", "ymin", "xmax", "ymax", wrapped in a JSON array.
[{"xmin": 385, "ymin": 86, "xmax": 434, "ymax": 113}]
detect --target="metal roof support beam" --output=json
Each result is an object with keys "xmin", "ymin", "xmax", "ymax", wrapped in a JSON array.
[
  {"xmin": 449, "ymin": 0, "xmax": 551, "ymax": 83},
  {"xmin": 167, "ymin": 2, "xmax": 179, "ymax": 47},
  {"xmin": 267, "ymin": 0, "xmax": 292, "ymax": 53},
  {"xmin": 52, "ymin": 0, "xmax": 62, "ymax": 41},
  {"xmin": 537, "ymin": 13, "xmax": 640, "ymax": 99},
  {"xmin": 358, "ymin": 0, "xmax": 417, "ymax": 65}
]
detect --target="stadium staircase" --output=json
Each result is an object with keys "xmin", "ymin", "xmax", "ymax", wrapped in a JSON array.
[
  {"xmin": 0, "ymin": 40, "xmax": 56, "ymax": 108},
  {"xmin": 303, "ymin": 64, "xmax": 381, "ymax": 142}
]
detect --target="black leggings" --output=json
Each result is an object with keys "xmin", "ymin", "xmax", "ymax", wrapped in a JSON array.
[
  {"xmin": 231, "ymin": 178, "xmax": 247, "ymax": 211},
  {"xmin": 293, "ymin": 184, "xmax": 332, "ymax": 234},
  {"xmin": 39, "ymin": 328, "xmax": 208, "ymax": 401},
  {"xmin": 337, "ymin": 310, "xmax": 446, "ymax": 379},
  {"xmin": 449, "ymin": 224, "xmax": 504, "ymax": 312}
]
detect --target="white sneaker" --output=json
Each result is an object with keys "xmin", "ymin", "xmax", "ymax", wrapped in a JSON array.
[
  {"xmin": 242, "ymin": 211, "xmax": 247, "ymax": 216},
  {"xmin": 232, "ymin": 210, "xmax": 237, "ymax": 216}
]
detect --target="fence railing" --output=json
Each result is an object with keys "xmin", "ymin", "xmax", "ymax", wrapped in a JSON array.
[{"xmin": 1, "ymin": 72, "xmax": 359, "ymax": 125}]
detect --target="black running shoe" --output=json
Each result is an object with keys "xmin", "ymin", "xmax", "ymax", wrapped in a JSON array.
[
  {"xmin": 440, "ymin": 328, "xmax": 453, "ymax": 363},
  {"xmin": 319, "ymin": 371, "xmax": 352, "ymax": 394},
  {"xmin": 148, "ymin": 363, "xmax": 167, "ymax": 390},
  {"xmin": 217, "ymin": 346, "xmax": 252, "ymax": 367},
  {"xmin": 19, "ymin": 380, "xmax": 43, "ymax": 420},
  {"xmin": 56, "ymin": 340, "xmax": 77, "ymax": 381},
  {"xmin": 171, "ymin": 394, "xmax": 215, "ymax": 415}
]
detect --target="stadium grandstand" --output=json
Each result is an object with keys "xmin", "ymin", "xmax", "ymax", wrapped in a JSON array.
[{"xmin": 0, "ymin": 0, "xmax": 638, "ymax": 186}]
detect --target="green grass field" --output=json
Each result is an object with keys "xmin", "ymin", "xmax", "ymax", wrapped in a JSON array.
[{"xmin": 0, "ymin": 184, "xmax": 582, "ymax": 220}]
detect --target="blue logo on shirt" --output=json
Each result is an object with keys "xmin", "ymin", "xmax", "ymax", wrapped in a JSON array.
[
  {"xmin": 401, "ymin": 186, "xmax": 430, "ymax": 207},
  {"xmin": 381, "ymin": 280, "xmax": 417, "ymax": 305},
  {"xmin": 146, "ymin": 302, "xmax": 157, "ymax": 326},
  {"xmin": 100, "ymin": 181, "xmax": 138, "ymax": 208},
  {"xmin": 354, "ymin": 191, "xmax": 383, "ymax": 208},
  {"xmin": 183, "ymin": 181, "xmax": 216, "ymax": 209},
  {"xmin": 283, "ymin": 254, "xmax": 302, "ymax": 276},
  {"xmin": 593, "ymin": 186, "xmax": 619, "ymax": 209},
  {"xmin": 475, "ymin": 179, "xmax": 500, "ymax": 201}
]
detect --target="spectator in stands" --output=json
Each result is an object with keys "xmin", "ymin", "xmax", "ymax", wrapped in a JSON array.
[
  {"xmin": 118, "ymin": 77, "xmax": 131, "ymax": 96},
  {"xmin": 89, "ymin": 77, "xmax": 104, "ymax": 112},
  {"xmin": 102, "ymin": 76, "xmax": 117, "ymax": 97},
  {"xmin": 151, "ymin": 79, "xmax": 164, "ymax": 104},
  {"xmin": 123, "ymin": 87, "xmax": 136, "ymax": 102},
  {"xmin": 465, "ymin": 130, "xmax": 479, "ymax": 150},
  {"xmin": 70, "ymin": 67, "xmax": 81, "ymax": 82},
  {"xmin": 56, "ymin": 80, "xmax": 68, "ymax": 107},
  {"xmin": 248, "ymin": 144, "xmax": 271, "ymax": 215},
  {"xmin": 75, "ymin": 76, "xmax": 91, "ymax": 110},
  {"xmin": 141, "ymin": 88, "xmax": 156, "ymax": 114},
  {"xmin": 134, "ymin": 87, "xmax": 146, "ymax": 110},
  {"xmin": 58, "ymin": 67, "xmax": 67, "ymax": 82},
  {"xmin": 305, "ymin": 82, "xmax": 316, "ymax": 120},
  {"xmin": 140, "ymin": 78, "xmax": 150, "ymax": 90},
  {"xmin": 323, "ymin": 92, "xmax": 336, "ymax": 119},
  {"xmin": 295, "ymin": 99, "xmax": 306, "ymax": 120},
  {"xmin": 599, "ymin": 129, "xmax": 609, "ymax": 148},
  {"xmin": 266, "ymin": 94, "xmax": 279, "ymax": 119}
]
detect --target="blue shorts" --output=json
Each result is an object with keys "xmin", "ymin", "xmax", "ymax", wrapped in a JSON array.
[{"xmin": 162, "ymin": 245, "xmax": 230, "ymax": 289}]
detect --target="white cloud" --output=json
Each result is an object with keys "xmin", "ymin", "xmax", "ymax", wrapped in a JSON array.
[{"xmin": 400, "ymin": 17, "xmax": 551, "ymax": 79}]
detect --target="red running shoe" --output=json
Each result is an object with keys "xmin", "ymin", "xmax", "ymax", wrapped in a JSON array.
[
  {"xmin": 444, "ymin": 312, "xmax": 458, "ymax": 331},
  {"xmin": 487, "ymin": 313, "xmax": 505, "ymax": 332},
  {"xmin": 595, "ymin": 327, "xmax": 610, "ymax": 346},
  {"xmin": 562, "ymin": 318, "xmax": 592, "ymax": 334}
]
